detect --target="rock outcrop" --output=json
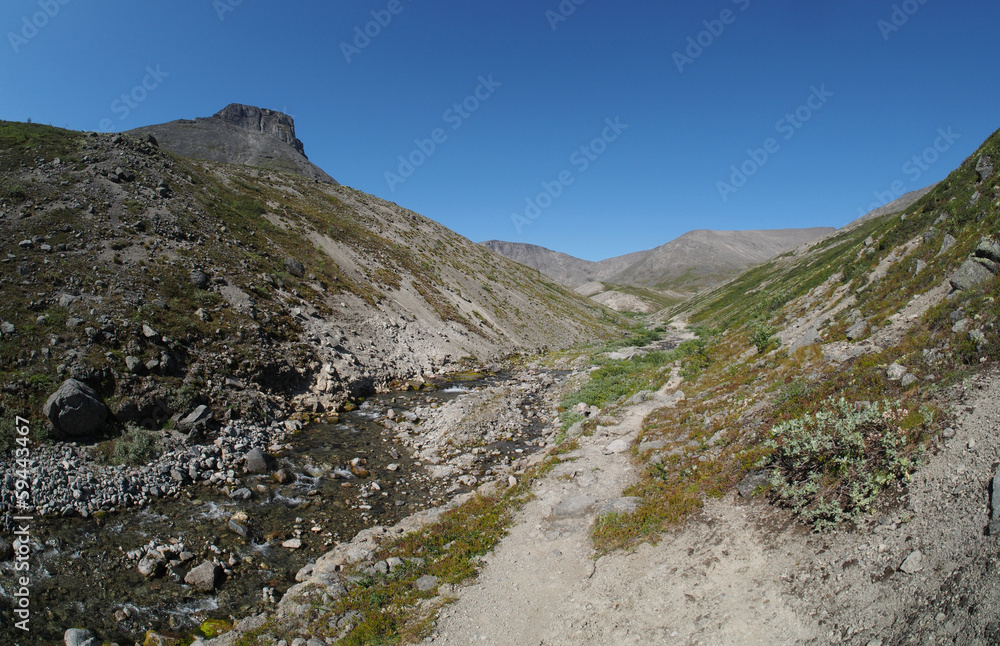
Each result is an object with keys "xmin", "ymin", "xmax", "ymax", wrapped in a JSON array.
[{"xmin": 42, "ymin": 379, "xmax": 108, "ymax": 438}]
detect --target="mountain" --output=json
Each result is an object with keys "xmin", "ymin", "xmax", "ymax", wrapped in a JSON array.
[
  {"xmin": 608, "ymin": 227, "xmax": 835, "ymax": 292},
  {"xmin": 0, "ymin": 117, "xmax": 625, "ymax": 434},
  {"xmin": 483, "ymin": 227, "xmax": 834, "ymax": 303},
  {"xmin": 125, "ymin": 103, "xmax": 338, "ymax": 184}
]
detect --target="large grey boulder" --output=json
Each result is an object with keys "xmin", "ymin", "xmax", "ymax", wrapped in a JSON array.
[
  {"xmin": 244, "ymin": 447, "xmax": 271, "ymax": 474},
  {"xmin": 976, "ymin": 155, "xmax": 994, "ymax": 182},
  {"xmin": 977, "ymin": 238, "xmax": 1000, "ymax": 264},
  {"xmin": 185, "ymin": 561, "xmax": 221, "ymax": 592},
  {"xmin": 950, "ymin": 259, "xmax": 996, "ymax": 292},
  {"xmin": 177, "ymin": 404, "xmax": 212, "ymax": 433},
  {"xmin": 43, "ymin": 379, "xmax": 108, "ymax": 438}
]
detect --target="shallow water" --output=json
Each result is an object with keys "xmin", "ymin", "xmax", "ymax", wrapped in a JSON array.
[{"xmin": 0, "ymin": 374, "xmax": 515, "ymax": 645}]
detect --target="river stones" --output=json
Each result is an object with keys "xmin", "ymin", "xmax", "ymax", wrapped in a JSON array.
[
  {"xmin": 244, "ymin": 447, "xmax": 271, "ymax": 474},
  {"xmin": 185, "ymin": 561, "xmax": 221, "ymax": 592}
]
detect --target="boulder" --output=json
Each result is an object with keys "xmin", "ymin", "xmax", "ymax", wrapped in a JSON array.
[
  {"xmin": 846, "ymin": 320, "xmax": 868, "ymax": 341},
  {"xmin": 64, "ymin": 628, "xmax": 99, "ymax": 646},
  {"xmin": 190, "ymin": 269, "xmax": 209, "ymax": 289},
  {"xmin": 737, "ymin": 470, "xmax": 772, "ymax": 498},
  {"xmin": 43, "ymin": 379, "xmax": 108, "ymax": 438},
  {"xmin": 414, "ymin": 575, "xmax": 439, "ymax": 592},
  {"xmin": 976, "ymin": 238, "xmax": 1000, "ymax": 265},
  {"xmin": 950, "ymin": 259, "xmax": 996, "ymax": 292},
  {"xmin": 886, "ymin": 364, "xmax": 908, "ymax": 381},
  {"xmin": 976, "ymin": 154, "xmax": 994, "ymax": 182},
  {"xmin": 184, "ymin": 561, "xmax": 220, "ymax": 592},
  {"xmin": 244, "ymin": 447, "xmax": 271, "ymax": 474},
  {"xmin": 938, "ymin": 234, "xmax": 956, "ymax": 256},
  {"xmin": 284, "ymin": 257, "xmax": 305, "ymax": 277},
  {"xmin": 177, "ymin": 404, "xmax": 212, "ymax": 433}
]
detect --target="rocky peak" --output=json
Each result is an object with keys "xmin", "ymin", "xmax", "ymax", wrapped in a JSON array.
[{"xmin": 214, "ymin": 103, "xmax": 306, "ymax": 156}]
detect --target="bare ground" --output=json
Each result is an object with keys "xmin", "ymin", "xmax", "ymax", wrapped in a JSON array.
[{"xmin": 428, "ymin": 371, "xmax": 1000, "ymax": 645}]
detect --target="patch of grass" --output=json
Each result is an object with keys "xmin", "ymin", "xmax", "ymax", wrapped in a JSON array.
[{"xmin": 111, "ymin": 423, "xmax": 160, "ymax": 466}]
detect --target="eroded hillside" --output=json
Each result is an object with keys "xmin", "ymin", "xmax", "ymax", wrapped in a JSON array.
[{"xmin": 0, "ymin": 121, "xmax": 625, "ymax": 445}]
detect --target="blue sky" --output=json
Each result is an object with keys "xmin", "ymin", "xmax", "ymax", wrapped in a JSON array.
[{"xmin": 2, "ymin": 1, "xmax": 998, "ymax": 261}]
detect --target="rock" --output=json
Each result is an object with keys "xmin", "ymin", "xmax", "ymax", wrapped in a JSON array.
[
  {"xmin": 886, "ymin": 364, "xmax": 907, "ymax": 381},
  {"xmin": 142, "ymin": 324, "xmax": 159, "ymax": 339},
  {"xmin": 846, "ymin": 320, "xmax": 868, "ymax": 341},
  {"xmin": 737, "ymin": 470, "xmax": 772, "ymax": 498},
  {"xmin": 627, "ymin": 390, "xmax": 655, "ymax": 405},
  {"xmin": 914, "ymin": 259, "xmax": 927, "ymax": 274},
  {"xmin": 195, "ymin": 308, "xmax": 212, "ymax": 322},
  {"xmin": 274, "ymin": 468, "xmax": 295, "ymax": 484},
  {"xmin": 137, "ymin": 554, "xmax": 165, "ymax": 578},
  {"xmin": 244, "ymin": 447, "xmax": 270, "ymax": 474},
  {"xmin": 18, "ymin": 239, "xmax": 33, "ymax": 249},
  {"xmin": 282, "ymin": 538, "xmax": 302, "ymax": 549},
  {"xmin": 976, "ymin": 154, "xmax": 994, "ymax": 181},
  {"xmin": 899, "ymin": 550, "xmax": 924, "ymax": 574},
  {"xmin": 65, "ymin": 317, "xmax": 85, "ymax": 328},
  {"xmin": 551, "ymin": 494, "xmax": 597, "ymax": 519},
  {"xmin": 951, "ymin": 258, "xmax": 997, "ymax": 291},
  {"xmin": 142, "ymin": 631, "xmax": 182, "ymax": 646},
  {"xmin": 0, "ymin": 321, "xmax": 15, "ymax": 335},
  {"xmin": 228, "ymin": 488, "xmax": 253, "ymax": 502},
  {"xmin": 64, "ymin": 628, "xmax": 99, "ymax": 646},
  {"xmin": 977, "ymin": 238, "xmax": 1000, "ymax": 265},
  {"xmin": 184, "ymin": 561, "xmax": 221, "ymax": 592},
  {"xmin": 638, "ymin": 440, "xmax": 667, "ymax": 453},
  {"xmin": 414, "ymin": 575, "xmax": 439, "ymax": 592},
  {"xmin": 938, "ymin": 234, "xmax": 956, "ymax": 256},
  {"xmin": 190, "ymin": 269, "xmax": 209, "ymax": 289},
  {"xmin": 125, "ymin": 355, "xmax": 144, "ymax": 373},
  {"xmin": 228, "ymin": 518, "xmax": 249, "ymax": 537},
  {"xmin": 607, "ymin": 347, "xmax": 639, "ymax": 361},
  {"xmin": 284, "ymin": 257, "xmax": 305, "ymax": 277},
  {"xmin": 901, "ymin": 374, "xmax": 919, "ymax": 388},
  {"xmin": 604, "ymin": 438, "xmax": 630, "ymax": 454},
  {"xmin": 43, "ymin": 379, "xmax": 108, "ymax": 438},
  {"xmin": 178, "ymin": 405, "xmax": 212, "ymax": 432},
  {"xmin": 989, "ymin": 469, "xmax": 1000, "ymax": 536},
  {"xmin": 952, "ymin": 319, "xmax": 971, "ymax": 334}
]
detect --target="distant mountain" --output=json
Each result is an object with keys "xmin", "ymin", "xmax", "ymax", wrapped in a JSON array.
[
  {"xmin": 483, "ymin": 227, "xmax": 835, "ymax": 296},
  {"xmin": 609, "ymin": 228, "xmax": 835, "ymax": 292},
  {"xmin": 479, "ymin": 240, "xmax": 648, "ymax": 287},
  {"xmin": 126, "ymin": 103, "xmax": 337, "ymax": 184}
]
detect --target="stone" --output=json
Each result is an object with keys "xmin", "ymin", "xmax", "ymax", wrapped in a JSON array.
[
  {"xmin": 244, "ymin": 447, "xmax": 270, "ymax": 474},
  {"xmin": 901, "ymin": 374, "xmax": 919, "ymax": 388},
  {"xmin": 43, "ymin": 379, "xmax": 108, "ymax": 438},
  {"xmin": 282, "ymin": 538, "xmax": 302, "ymax": 549},
  {"xmin": 142, "ymin": 631, "xmax": 182, "ymax": 646},
  {"xmin": 886, "ymin": 364, "xmax": 907, "ymax": 381},
  {"xmin": 952, "ymin": 319, "xmax": 971, "ymax": 334},
  {"xmin": 627, "ymin": 390, "xmax": 655, "ymax": 405},
  {"xmin": 138, "ymin": 554, "xmax": 165, "ymax": 578},
  {"xmin": 552, "ymin": 494, "xmax": 597, "ymax": 519},
  {"xmin": 142, "ymin": 324, "xmax": 159, "ymax": 339},
  {"xmin": 178, "ymin": 405, "xmax": 212, "ymax": 432},
  {"xmin": 738, "ymin": 470, "xmax": 772, "ymax": 498},
  {"xmin": 976, "ymin": 154, "xmax": 994, "ymax": 182},
  {"xmin": 846, "ymin": 320, "xmax": 868, "ymax": 341},
  {"xmin": 0, "ymin": 321, "xmax": 14, "ymax": 335},
  {"xmin": 185, "ymin": 561, "xmax": 220, "ymax": 592},
  {"xmin": 937, "ymin": 234, "xmax": 956, "ymax": 256},
  {"xmin": 899, "ymin": 550, "xmax": 924, "ymax": 574},
  {"xmin": 604, "ymin": 438, "xmax": 630, "ymax": 454},
  {"xmin": 64, "ymin": 628, "xmax": 99, "ymax": 646},
  {"xmin": 638, "ymin": 440, "xmax": 667, "ymax": 453},
  {"xmin": 414, "ymin": 575, "xmax": 439, "ymax": 592},
  {"xmin": 914, "ymin": 259, "xmax": 927, "ymax": 274},
  {"xmin": 284, "ymin": 257, "xmax": 305, "ymax": 277},
  {"xmin": 195, "ymin": 308, "xmax": 212, "ymax": 322},
  {"xmin": 229, "ymin": 488, "xmax": 253, "ymax": 502},
  {"xmin": 190, "ymin": 269, "xmax": 209, "ymax": 289},
  {"xmin": 951, "ymin": 258, "xmax": 997, "ymax": 291},
  {"xmin": 65, "ymin": 317, "xmax": 85, "ymax": 328},
  {"xmin": 976, "ymin": 238, "xmax": 1000, "ymax": 265},
  {"xmin": 274, "ymin": 468, "xmax": 295, "ymax": 484}
]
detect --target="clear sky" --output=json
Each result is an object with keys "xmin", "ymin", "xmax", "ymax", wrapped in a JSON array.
[{"xmin": 2, "ymin": 1, "xmax": 998, "ymax": 261}]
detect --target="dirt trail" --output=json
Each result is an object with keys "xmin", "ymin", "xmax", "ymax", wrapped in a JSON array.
[{"xmin": 429, "ymin": 371, "xmax": 1000, "ymax": 645}]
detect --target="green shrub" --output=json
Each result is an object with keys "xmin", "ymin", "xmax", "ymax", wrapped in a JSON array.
[
  {"xmin": 112, "ymin": 424, "xmax": 160, "ymax": 466},
  {"xmin": 763, "ymin": 398, "xmax": 924, "ymax": 530}
]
